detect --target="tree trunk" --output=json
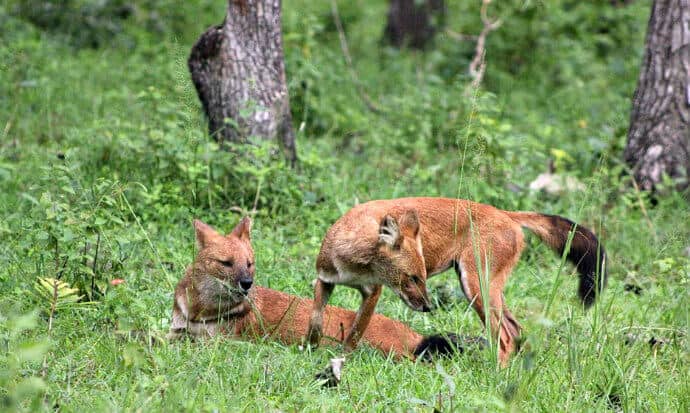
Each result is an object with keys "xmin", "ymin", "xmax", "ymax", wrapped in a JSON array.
[
  {"xmin": 382, "ymin": 0, "xmax": 445, "ymax": 49},
  {"xmin": 189, "ymin": 0, "xmax": 297, "ymax": 166},
  {"xmin": 624, "ymin": 0, "xmax": 690, "ymax": 192}
]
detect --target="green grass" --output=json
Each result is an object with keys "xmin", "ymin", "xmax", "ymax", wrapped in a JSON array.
[{"xmin": 1, "ymin": 0, "xmax": 689, "ymax": 411}]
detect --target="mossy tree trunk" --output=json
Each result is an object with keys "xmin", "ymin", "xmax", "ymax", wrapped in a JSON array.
[
  {"xmin": 382, "ymin": 0, "xmax": 445, "ymax": 49},
  {"xmin": 624, "ymin": 0, "xmax": 689, "ymax": 192},
  {"xmin": 189, "ymin": 0, "xmax": 297, "ymax": 166}
]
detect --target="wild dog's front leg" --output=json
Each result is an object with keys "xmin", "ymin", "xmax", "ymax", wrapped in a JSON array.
[
  {"xmin": 307, "ymin": 278, "xmax": 335, "ymax": 347},
  {"xmin": 343, "ymin": 284, "xmax": 382, "ymax": 352},
  {"xmin": 314, "ymin": 283, "xmax": 381, "ymax": 387}
]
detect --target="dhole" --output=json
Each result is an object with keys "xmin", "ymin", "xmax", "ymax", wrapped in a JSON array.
[
  {"xmin": 169, "ymin": 218, "xmax": 464, "ymax": 361},
  {"xmin": 306, "ymin": 197, "xmax": 607, "ymax": 364}
]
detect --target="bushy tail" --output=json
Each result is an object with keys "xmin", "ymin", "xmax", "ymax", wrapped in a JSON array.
[
  {"xmin": 505, "ymin": 211, "xmax": 607, "ymax": 307},
  {"xmin": 413, "ymin": 333, "xmax": 487, "ymax": 361}
]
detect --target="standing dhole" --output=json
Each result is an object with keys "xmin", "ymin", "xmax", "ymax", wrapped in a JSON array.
[{"xmin": 306, "ymin": 197, "xmax": 607, "ymax": 364}]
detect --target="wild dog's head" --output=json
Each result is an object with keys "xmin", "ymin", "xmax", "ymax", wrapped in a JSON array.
[
  {"xmin": 375, "ymin": 210, "xmax": 431, "ymax": 312},
  {"xmin": 192, "ymin": 217, "xmax": 255, "ymax": 303}
]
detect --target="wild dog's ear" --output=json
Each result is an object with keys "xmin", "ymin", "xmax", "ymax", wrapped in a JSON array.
[
  {"xmin": 194, "ymin": 219, "xmax": 219, "ymax": 249},
  {"xmin": 378, "ymin": 215, "xmax": 401, "ymax": 249},
  {"xmin": 399, "ymin": 209, "xmax": 420, "ymax": 238},
  {"xmin": 230, "ymin": 216, "xmax": 252, "ymax": 241}
]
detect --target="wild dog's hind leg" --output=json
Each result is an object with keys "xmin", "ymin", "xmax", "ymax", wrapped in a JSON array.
[
  {"xmin": 457, "ymin": 245, "xmax": 522, "ymax": 366},
  {"xmin": 307, "ymin": 278, "xmax": 335, "ymax": 347},
  {"xmin": 343, "ymin": 284, "xmax": 382, "ymax": 352}
]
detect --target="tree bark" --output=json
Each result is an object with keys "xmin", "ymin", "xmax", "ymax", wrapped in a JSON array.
[
  {"xmin": 189, "ymin": 0, "xmax": 297, "ymax": 166},
  {"xmin": 624, "ymin": 0, "xmax": 690, "ymax": 192},
  {"xmin": 382, "ymin": 0, "xmax": 445, "ymax": 49}
]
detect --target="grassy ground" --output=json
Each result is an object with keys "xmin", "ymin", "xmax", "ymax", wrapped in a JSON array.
[{"xmin": 1, "ymin": 0, "xmax": 688, "ymax": 411}]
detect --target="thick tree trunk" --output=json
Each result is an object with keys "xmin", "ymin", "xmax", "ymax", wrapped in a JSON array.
[
  {"xmin": 383, "ymin": 0, "xmax": 445, "ymax": 49},
  {"xmin": 624, "ymin": 0, "xmax": 690, "ymax": 192},
  {"xmin": 189, "ymin": 0, "xmax": 297, "ymax": 165}
]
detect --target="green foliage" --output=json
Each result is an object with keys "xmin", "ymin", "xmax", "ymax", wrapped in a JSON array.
[
  {"xmin": 8, "ymin": 0, "xmax": 133, "ymax": 48},
  {"xmin": 16, "ymin": 157, "xmax": 130, "ymax": 301},
  {"xmin": 4, "ymin": 0, "xmax": 220, "ymax": 48},
  {"xmin": 0, "ymin": 307, "xmax": 49, "ymax": 412},
  {"xmin": 1, "ymin": 0, "xmax": 689, "ymax": 411}
]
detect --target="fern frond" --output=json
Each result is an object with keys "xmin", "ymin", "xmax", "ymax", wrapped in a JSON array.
[{"xmin": 32, "ymin": 277, "xmax": 89, "ymax": 313}]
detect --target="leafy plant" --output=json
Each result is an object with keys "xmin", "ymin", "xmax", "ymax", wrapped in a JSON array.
[{"xmin": 0, "ymin": 306, "xmax": 49, "ymax": 412}]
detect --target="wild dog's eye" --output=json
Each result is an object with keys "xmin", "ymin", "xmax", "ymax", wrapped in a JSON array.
[
  {"xmin": 410, "ymin": 275, "xmax": 421, "ymax": 283},
  {"xmin": 247, "ymin": 261, "xmax": 253, "ymax": 268},
  {"xmin": 218, "ymin": 259, "xmax": 234, "ymax": 267}
]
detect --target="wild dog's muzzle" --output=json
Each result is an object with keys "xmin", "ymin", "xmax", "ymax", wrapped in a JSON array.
[{"xmin": 238, "ymin": 277, "xmax": 253, "ymax": 294}]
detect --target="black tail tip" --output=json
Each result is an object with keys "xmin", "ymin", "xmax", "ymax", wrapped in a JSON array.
[
  {"xmin": 414, "ymin": 333, "xmax": 487, "ymax": 361},
  {"xmin": 545, "ymin": 213, "xmax": 608, "ymax": 307},
  {"xmin": 578, "ymin": 252, "xmax": 607, "ymax": 308},
  {"xmin": 580, "ymin": 284, "xmax": 598, "ymax": 308},
  {"xmin": 579, "ymin": 277, "xmax": 605, "ymax": 308}
]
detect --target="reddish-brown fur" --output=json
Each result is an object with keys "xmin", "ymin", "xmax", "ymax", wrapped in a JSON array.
[
  {"xmin": 170, "ymin": 218, "xmax": 255, "ymax": 324},
  {"xmin": 307, "ymin": 197, "xmax": 606, "ymax": 365},
  {"xmin": 307, "ymin": 208, "xmax": 432, "ymax": 353},
  {"xmin": 170, "ymin": 285, "xmax": 425, "ymax": 358},
  {"xmin": 168, "ymin": 219, "xmax": 428, "ymax": 359}
]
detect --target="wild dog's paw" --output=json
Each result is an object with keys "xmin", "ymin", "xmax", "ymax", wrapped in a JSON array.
[
  {"xmin": 306, "ymin": 323, "xmax": 324, "ymax": 348},
  {"xmin": 314, "ymin": 357, "xmax": 345, "ymax": 388},
  {"xmin": 414, "ymin": 333, "xmax": 488, "ymax": 361}
]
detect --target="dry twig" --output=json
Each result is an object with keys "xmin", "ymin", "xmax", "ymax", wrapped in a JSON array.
[
  {"xmin": 41, "ymin": 279, "xmax": 59, "ymax": 379},
  {"xmin": 467, "ymin": 0, "xmax": 501, "ymax": 93}
]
